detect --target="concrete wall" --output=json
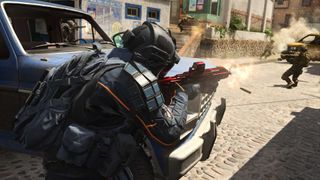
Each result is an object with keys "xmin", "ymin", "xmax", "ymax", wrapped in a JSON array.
[
  {"xmin": 234, "ymin": 30, "xmax": 268, "ymax": 41},
  {"xmin": 82, "ymin": 0, "xmax": 170, "ymax": 36},
  {"xmin": 196, "ymin": 39, "xmax": 271, "ymax": 58}
]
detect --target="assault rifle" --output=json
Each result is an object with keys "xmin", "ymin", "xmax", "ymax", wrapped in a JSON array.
[{"xmin": 159, "ymin": 62, "xmax": 230, "ymax": 104}]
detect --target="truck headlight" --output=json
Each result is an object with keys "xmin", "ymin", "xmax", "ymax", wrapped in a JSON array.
[{"xmin": 288, "ymin": 46, "xmax": 296, "ymax": 51}]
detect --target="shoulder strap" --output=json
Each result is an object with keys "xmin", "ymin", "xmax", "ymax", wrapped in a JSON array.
[
  {"xmin": 70, "ymin": 61, "xmax": 125, "ymax": 123},
  {"xmin": 97, "ymin": 82, "xmax": 174, "ymax": 147}
]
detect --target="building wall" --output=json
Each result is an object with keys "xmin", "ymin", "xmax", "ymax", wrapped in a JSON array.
[
  {"xmin": 231, "ymin": 0, "xmax": 273, "ymax": 31},
  {"xmin": 170, "ymin": 0, "xmax": 180, "ymax": 24},
  {"xmin": 273, "ymin": 0, "xmax": 320, "ymax": 31},
  {"xmin": 231, "ymin": 0, "xmax": 273, "ymax": 18},
  {"xmin": 184, "ymin": 0, "xmax": 224, "ymax": 24},
  {"xmin": 232, "ymin": 0, "xmax": 248, "ymax": 13},
  {"xmin": 183, "ymin": 0, "xmax": 273, "ymax": 31},
  {"xmin": 82, "ymin": 0, "xmax": 170, "ymax": 36}
]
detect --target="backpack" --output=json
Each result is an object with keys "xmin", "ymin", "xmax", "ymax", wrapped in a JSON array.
[{"xmin": 14, "ymin": 51, "xmax": 123, "ymax": 150}]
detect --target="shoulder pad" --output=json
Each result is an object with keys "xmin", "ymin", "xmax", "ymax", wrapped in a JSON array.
[
  {"xmin": 106, "ymin": 57, "xmax": 127, "ymax": 65},
  {"xmin": 123, "ymin": 61, "xmax": 164, "ymax": 112}
]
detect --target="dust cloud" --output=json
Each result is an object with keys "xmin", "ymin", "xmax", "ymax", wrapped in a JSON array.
[
  {"xmin": 207, "ymin": 58, "xmax": 256, "ymax": 89},
  {"xmin": 272, "ymin": 18, "xmax": 319, "ymax": 53}
]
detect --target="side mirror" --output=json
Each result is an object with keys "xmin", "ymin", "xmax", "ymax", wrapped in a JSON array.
[{"xmin": 112, "ymin": 32, "xmax": 124, "ymax": 48}]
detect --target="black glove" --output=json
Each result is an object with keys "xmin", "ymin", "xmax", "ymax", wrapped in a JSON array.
[
  {"xmin": 183, "ymin": 83, "xmax": 200, "ymax": 100},
  {"xmin": 201, "ymin": 81, "xmax": 219, "ymax": 94}
]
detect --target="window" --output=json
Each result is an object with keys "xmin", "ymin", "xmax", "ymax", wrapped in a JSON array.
[
  {"xmin": 5, "ymin": 4, "xmax": 110, "ymax": 54},
  {"xmin": 277, "ymin": 0, "xmax": 284, "ymax": 5},
  {"xmin": 211, "ymin": 0, "xmax": 219, "ymax": 15},
  {"xmin": 125, "ymin": 3, "xmax": 141, "ymax": 20},
  {"xmin": 300, "ymin": 35, "xmax": 316, "ymax": 43},
  {"xmin": 275, "ymin": 0, "xmax": 289, "ymax": 8},
  {"xmin": 61, "ymin": 18, "xmax": 103, "ymax": 43},
  {"xmin": 147, "ymin": 7, "xmax": 160, "ymax": 22},
  {"xmin": 284, "ymin": 14, "xmax": 292, "ymax": 27},
  {"xmin": 0, "ymin": 32, "xmax": 10, "ymax": 59},
  {"xmin": 28, "ymin": 18, "xmax": 49, "ymax": 42},
  {"xmin": 302, "ymin": 0, "xmax": 312, "ymax": 6}
]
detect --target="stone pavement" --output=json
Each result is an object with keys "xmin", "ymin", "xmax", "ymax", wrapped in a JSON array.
[
  {"xmin": 0, "ymin": 149, "xmax": 43, "ymax": 180},
  {"xmin": 0, "ymin": 60, "xmax": 319, "ymax": 180},
  {"xmin": 182, "ymin": 60, "xmax": 320, "ymax": 180}
]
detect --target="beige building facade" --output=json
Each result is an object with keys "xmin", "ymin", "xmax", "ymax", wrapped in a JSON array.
[
  {"xmin": 273, "ymin": 0, "xmax": 320, "ymax": 30},
  {"xmin": 178, "ymin": 0, "xmax": 274, "ymax": 32}
]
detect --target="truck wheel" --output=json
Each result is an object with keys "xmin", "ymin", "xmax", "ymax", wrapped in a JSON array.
[{"xmin": 110, "ymin": 149, "xmax": 154, "ymax": 180}]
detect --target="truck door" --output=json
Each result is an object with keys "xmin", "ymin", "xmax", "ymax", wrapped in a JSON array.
[
  {"xmin": 0, "ymin": 20, "xmax": 20, "ymax": 130},
  {"xmin": 309, "ymin": 36, "xmax": 320, "ymax": 60},
  {"xmin": 303, "ymin": 35, "xmax": 319, "ymax": 60}
]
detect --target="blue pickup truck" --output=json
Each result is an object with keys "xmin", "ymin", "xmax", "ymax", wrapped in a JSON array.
[{"xmin": 0, "ymin": 0, "xmax": 228, "ymax": 179}]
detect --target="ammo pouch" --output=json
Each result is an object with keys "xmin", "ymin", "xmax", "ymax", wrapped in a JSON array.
[
  {"xmin": 97, "ymin": 133, "xmax": 138, "ymax": 177},
  {"xmin": 18, "ymin": 97, "xmax": 71, "ymax": 150},
  {"xmin": 56, "ymin": 123, "xmax": 96, "ymax": 166},
  {"xmin": 56, "ymin": 124, "xmax": 138, "ymax": 177}
]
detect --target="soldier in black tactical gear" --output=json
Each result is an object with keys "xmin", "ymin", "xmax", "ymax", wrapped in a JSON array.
[
  {"xmin": 281, "ymin": 46, "xmax": 310, "ymax": 89},
  {"xmin": 44, "ymin": 22, "xmax": 193, "ymax": 180}
]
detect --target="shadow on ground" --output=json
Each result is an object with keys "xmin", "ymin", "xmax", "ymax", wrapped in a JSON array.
[
  {"xmin": 230, "ymin": 107, "xmax": 320, "ymax": 180},
  {"xmin": 272, "ymin": 84, "xmax": 287, "ymax": 88},
  {"xmin": 306, "ymin": 63, "xmax": 320, "ymax": 76}
]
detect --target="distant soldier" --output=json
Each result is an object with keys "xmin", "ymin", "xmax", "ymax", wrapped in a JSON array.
[
  {"xmin": 61, "ymin": 20, "xmax": 76, "ymax": 42},
  {"xmin": 281, "ymin": 46, "xmax": 310, "ymax": 88},
  {"xmin": 177, "ymin": 15, "xmax": 194, "ymax": 32},
  {"xmin": 260, "ymin": 40, "xmax": 274, "ymax": 59}
]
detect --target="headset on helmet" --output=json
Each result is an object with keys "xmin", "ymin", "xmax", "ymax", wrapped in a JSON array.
[{"xmin": 121, "ymin": 22, "xmax": 180, "ymax": 76}]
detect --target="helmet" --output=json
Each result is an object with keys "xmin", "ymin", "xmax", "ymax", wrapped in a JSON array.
[{"xmin": 122, "ymin": 21, "xmax": 180, "ymax": 76}]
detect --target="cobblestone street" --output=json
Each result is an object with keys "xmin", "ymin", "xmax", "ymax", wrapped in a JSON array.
[
  {"xmin": 182, "ymin": 60, "xmax": 320, "ymax": 180},
  {"xmin": 0, "ymin": 60, "xmax": 319, "ymax": 180}
]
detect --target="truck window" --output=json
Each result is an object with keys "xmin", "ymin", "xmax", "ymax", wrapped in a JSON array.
[
  {"xmin": 311, "ymin": 36, "xmax": 320, "ymax": 45},
  {"xmin": 4, "ymin": 4, "xmax": 110, "ymax": 53},
  {"xmin": 61, "ymin": 18, "xmax": 103, "ymax": 44},
  {"xmin": 0, "ymin": 32, "xmax": 10, "ymax": 59},
  {"xmin": 28, "ymin": 18, "xmax": 49, "ymax": 42},
  {"xmin": 301, "ymin": 35, "xmax": 316, "ymax": 43}
]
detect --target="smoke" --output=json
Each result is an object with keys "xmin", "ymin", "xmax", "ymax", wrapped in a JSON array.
[
  {"xmin": 191, "ymin": 25, "xmax": 203, "ymax": 36},
  {"xmin": 226, "ymin": 63, "xmax": 254, "ymax": 89},
  {"xmin": 208, "ymin": 58, "xmax": 256, "ymax": 89},
  {"xmin": 272, "ymin": 18, "xmax": 319, "ymax": 53}
]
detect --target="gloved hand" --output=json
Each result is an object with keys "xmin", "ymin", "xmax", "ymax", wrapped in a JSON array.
[
  {"xmin": 183, "ymin": 83, "xmax": 200, "ymax": 100},
  {"xmin": 201, "ymin": 81, "xmax": 218, "ymax": 94}
]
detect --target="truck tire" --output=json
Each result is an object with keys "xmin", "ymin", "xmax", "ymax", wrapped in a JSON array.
[{"xmin": 110, "ymin": 149, "xmax": 154, "ymax": 180}]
